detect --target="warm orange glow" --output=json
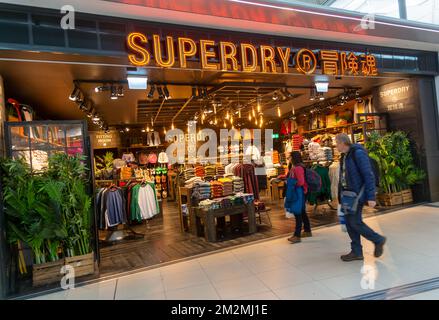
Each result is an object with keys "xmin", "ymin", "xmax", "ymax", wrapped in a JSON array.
[
  {"xmin": 127, "ymin": 32, "xmax": 150, "ymax": 66},
  {"xmin": 220, "ymin": 42, "xmax": 238, "ymax": 71},
  {"xmin": 277, "ymin": 47, "xmax": 291, "ymax": 73},
  {"xmin": 240, "ymin": 43, "xmax": 258, "ymax": 72},
  {"xmin": 153, "ymin": 35, "xmax": 175, "ymax": 68},
  {"xmin": 260, "ymin": 45, "xmax": 277, "ymax": 73},
  {"xmin": 295, "ymin": 48, "xmax": 317, "ymax": 75},
  {"xmin": 200, "ymin": 39, "xmax": 218, "ymax": 70},
  {"xmin": 178, "ymin": 37, "xmax": 197, "ymax": 68}
]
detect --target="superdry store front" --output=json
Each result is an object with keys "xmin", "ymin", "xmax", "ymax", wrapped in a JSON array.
[{"xmin": 0, "ymin": 3, "xmax": 438, "ymax": 299}]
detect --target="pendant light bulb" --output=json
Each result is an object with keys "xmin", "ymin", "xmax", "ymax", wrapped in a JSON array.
[
  {"xmin": 248, "ymin": 114, "xmax": 252, "ymax": 121},
  {"xmin": 252, "ymin": 106, "xmax": 255, "ymax": 118},
  {"xmin": 257, "ymin": 98, "xmax": 261, "ymax": 113},
  {"xmin": 226, "ymin": 110, "xmax": 230, "ymax": 120},
  {"xmin": 238, "ymin": 109, "xmax": 241, "ymax": 118},
  {"xmin": 171, "ymin": 123, "xmax": 175, "ymax": 130},
  {"xmin": 223, "ymin": 121, "xmax": 227, "ymax": 128},
  {"xmin": 230, "ymin": 115, "xmax": 234, "ymax": 125},
  {"xmin": 277, "ymin": 106, "xmax": 281, "ymax": 117},
  {"xmin": 164, "ymin": 127, "xmax": 167, "ymax": 134}
]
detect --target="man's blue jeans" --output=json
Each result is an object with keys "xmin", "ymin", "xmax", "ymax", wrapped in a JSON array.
[{"xmin": 345, "ymin": 204, "xmax": 385, "ymax": 256}]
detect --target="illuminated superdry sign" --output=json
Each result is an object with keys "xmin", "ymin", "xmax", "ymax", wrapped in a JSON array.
[{"xmin": 126, "ymin": 32, "xmax": 378, "ymax": 76}]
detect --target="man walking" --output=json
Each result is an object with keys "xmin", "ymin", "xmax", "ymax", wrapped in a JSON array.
[{"xmin": 336, "ymin": 133, "xmax": 386, "ymax": 261}]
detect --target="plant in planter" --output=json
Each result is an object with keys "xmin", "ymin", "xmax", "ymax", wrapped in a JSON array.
[
  {"xmin": 95, "ymin": 152, "xmax": 114, "ymax": 180},
  {"xmin": 46, "ymin": 153, "xmax": 93, "ymax": 258},
  {"xmin": 366, "ymin": 131, "xmax": 426, "ymax": 205}
]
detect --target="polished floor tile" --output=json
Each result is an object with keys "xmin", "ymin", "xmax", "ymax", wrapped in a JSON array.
[
  {"xmin": 115, "ymin": 272, "xmax": 164, "ymax": 299},
  {"xmin": 162, "ymin": 269, "xmax": 210, "ymax": 292},
  {"xmin": 213, "ymin": 276, "xmax": 269, "ymax": 299},
  {"xmin": 166, "ymin": 283, "xmax": 220, "ymax": 300},
  {"xmin": 256, "ymin": 266, "xmax": 314, "ymax": 290},
  {"xmin": 274, "ymin": 281, "xmax": 340, "ymax": 300}
]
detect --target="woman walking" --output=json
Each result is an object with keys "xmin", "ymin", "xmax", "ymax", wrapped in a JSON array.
[{"xmin": 286, "ymin": 151, "xmax": 312, "ymax": 244}]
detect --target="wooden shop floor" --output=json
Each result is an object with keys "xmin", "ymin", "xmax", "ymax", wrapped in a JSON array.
[{"xmin": 97, "ymin": 196, "xmax": 384, "ymax": 277}]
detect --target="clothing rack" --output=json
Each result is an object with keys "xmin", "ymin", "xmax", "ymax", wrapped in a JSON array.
[{"xmin": 303, "ymin": 161, "xmax": 336, "ymax": 215}]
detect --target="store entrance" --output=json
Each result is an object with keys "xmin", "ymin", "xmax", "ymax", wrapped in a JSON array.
[{"xmin": 0, "ymin": 57, "xmax": 430, "ymax": 289}]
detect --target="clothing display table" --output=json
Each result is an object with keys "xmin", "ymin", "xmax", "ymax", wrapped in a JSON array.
[{"xmin": 193, "ymin": 203, "xmax": 256, "ymax": 242}]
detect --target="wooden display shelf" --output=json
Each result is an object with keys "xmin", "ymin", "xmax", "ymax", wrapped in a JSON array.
[{"xmin": 302, "ymin": 120, "xmax": 374, "ymax": 135}]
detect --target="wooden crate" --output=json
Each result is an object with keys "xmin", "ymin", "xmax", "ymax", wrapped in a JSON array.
[
  {"xmin": 377, "ymin": 192, "xmax": 403, "ymax": 206},
  {"xmin": 401, "ymin": 189, "xmax": 413, "ymax": 204},
  {"xmin": 65, "ymin": 252, "xmax": 95, "ymax": 278},
  {"xmin": 32, "ymin": 259, "xmax": 64, "ymax": 287}
]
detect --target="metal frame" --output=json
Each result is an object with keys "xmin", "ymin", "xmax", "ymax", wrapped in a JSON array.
[{"xmin": 1, "ymin": 120, "xmax": 99, "ymax": 298}]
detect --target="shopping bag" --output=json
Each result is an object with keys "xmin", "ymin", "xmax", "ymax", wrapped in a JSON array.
[{"xmin": 337, "ymin": 204, "xmax": 347, "ymax": 232}]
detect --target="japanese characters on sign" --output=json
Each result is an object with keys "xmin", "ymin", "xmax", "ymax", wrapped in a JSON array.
[{"xmin": 127, "ymin": 32, "xmax": 378, "ymax": 76}]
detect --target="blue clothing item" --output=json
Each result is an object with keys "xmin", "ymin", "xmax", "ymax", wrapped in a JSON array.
[
  {"xmin": 345, "ymin": 204, "xmax": 385, "ymax": 256},
  {"xmin": 284, "ymin": 178, "xmax": 304, "ymax": 216},
  {"xmin": 341, "ymin": 144, "xmax": 376, "ymax": 203},
  {"xmin": 294, "ymin": 199, "xmax": 310, "ymax": 237}
]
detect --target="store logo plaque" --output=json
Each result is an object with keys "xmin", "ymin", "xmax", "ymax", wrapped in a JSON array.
[{"xmin": 126, "ymin": 33, "xmax": 378, "ymax": 77}]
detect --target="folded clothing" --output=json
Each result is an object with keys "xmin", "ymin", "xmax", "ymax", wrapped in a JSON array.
[
  {"xmin": 185, "ymin": 176, "xmax": 203, "ymax": 188},
  {"xmin": 195, "ymin": 165, "xmax": 205, "ymax": 177},
  {"xmin": 184, "ymin": 168, "xmax": 195, "ymax": 180},
  {"xmin": 232, "ymin": 176, "xmax": 244, "ymax": 193},
  {"xmin": 205, "ymin": 165, "xmax": 216, "ymax": 177},
  {"xmin": 215, "ymin": 165, "xmax": 225, "ymax": 176},
  {"xmin": 210, "ymin": 181, "xmax": 224, "ymax": 198}
]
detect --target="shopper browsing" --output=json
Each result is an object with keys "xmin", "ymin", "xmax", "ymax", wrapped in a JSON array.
[
  {"xmin": 335, "ymin": 133, "xmax": 386, "ymax": 261},
  {"xmin": 285, "ymin": 151, "xmax": 312, "ymax": 244}
]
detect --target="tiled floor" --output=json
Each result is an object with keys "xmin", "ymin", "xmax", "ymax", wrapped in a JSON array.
[{"xmin": 30, "ymin": 204, "xmax": 439, "ymax": 300}]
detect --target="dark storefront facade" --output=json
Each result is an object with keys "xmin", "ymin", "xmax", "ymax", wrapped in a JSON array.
[{"xmin": 0, "ymin": 3, "xmax": 438, "ymax": 299}]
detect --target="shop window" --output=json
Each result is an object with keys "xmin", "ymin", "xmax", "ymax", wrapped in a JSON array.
[
  {"xmin": 100, "ymin": 34, "xmax": 126, "ymax": 52},
  {"xmin": 98, "ymin": 21, "xmax": 126, "ymax": 34},
  {"xmin": 0, "ymin": 11, "xmax": 29, "ymax": 44},
  {"xmin": 32, "ymin": 14, "xmax": 65, "ymax": 47}
]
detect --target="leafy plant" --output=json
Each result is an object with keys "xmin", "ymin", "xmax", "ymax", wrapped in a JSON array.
[
  {"xmin": 366, "ymin": 131, "xmax": 426, "ymax": 194},
  {"xmin": 1, "ymin": 153, "xmax": 93, "ymax": 267},
  {"xmin": 95, "ymin": 152, "xmax": 114, "ymax": 179}
]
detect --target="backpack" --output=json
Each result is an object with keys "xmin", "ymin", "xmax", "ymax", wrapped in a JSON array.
[
  {"xmin": 298, "ymin": 165, "xmax": 322, "ymax": 193},
  {"xmin": 351, "ymin": 149, "xmax": 380, "ymax": 188}
]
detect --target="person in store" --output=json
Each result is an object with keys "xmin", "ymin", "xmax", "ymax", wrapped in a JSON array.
[
  {"xmin": 286, "ymin": 151, "xmax": 312, "ymax": 244},
  {"xmin": 336, "ymin": 133, "xmax": 386, "ymax": 262}
]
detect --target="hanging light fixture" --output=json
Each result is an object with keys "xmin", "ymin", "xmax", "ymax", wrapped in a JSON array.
[
  {"xmin": 259, "ymin": 115, "xmax": 264, "ymax": 128},
  {"xmin": 147, "ymin": 85, "xmax": 156, "ymax": 100},
  {"xmin": 163, "ymin": 127, "xmax": 167, "ymax": 134},
  {"xmin": 163, "ymin": 85, "xmax": 171, "ymax": 100},
  {"xmin": 230, "ymin": 115, "xmax": 234, "ymax": 125},
  {"xmin": 171, "ymin": 122, "xmax": 175, "ymax": 130},
  {"xmin": 69, "ymin": 86, "xmax": 81, "ymax": 101},
  {"xmin": 257, "ymin": 96, "xmax": 262, "ymax": 112},
  {"xmin": 248, "ymin": 113, "xmax": 252, "ymax": 121},
  {"xmin": 252, "ymin": 106, "xmax": 256, "ymax": 118},
  {"xmin": 223, "ymin": 120, "xmax": 227, "ymax": 128},
  {"xmin": 226, "ymin": 110, "xmax": 230, "ymax": 120},
  {"xmin": 277, "ymin": 103, "xmax": 281, "ymax": 117},
  {"xmin": 214, "ymin": 117, "xmax": 218, "ymax": 125},
  {"xmin": 110, "ymin": 86, "xmax": 118, "ymax": 100},
  {"xmin": 157, "ymin": 86, "xmax": 165, "ymax": 99}
]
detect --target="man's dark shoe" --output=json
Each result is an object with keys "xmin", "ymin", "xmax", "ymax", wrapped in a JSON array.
[
  {"xmin": 301, "ymin": 231, "xmax": 312, "ymax": 238},
  {"xmin": 288, "ymin": 236, "xmax": 301, "ymax": 244},
  {"xmin": 374, "ymin": 237, "xmax": 386, "ymax": 258},
  {"xmin": 340, "ymin": 251, "xmax": 364, "ymax": 262}
]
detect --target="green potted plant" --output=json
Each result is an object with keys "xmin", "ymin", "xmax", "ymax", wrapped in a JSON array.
[
  {"xmin": 366, "ymin": 131, "xmax": 426, "ymax": 206},
  {"xmin": 95, "ymin": 152, "xmax": 114, "ymax": 180},
  {"xmin": 46, "ymin": 154, "xmax": 95, "ymax": 277},
  {"xmin": 0, "ymin": 158, "xmax": 67, "ymax": 286}
]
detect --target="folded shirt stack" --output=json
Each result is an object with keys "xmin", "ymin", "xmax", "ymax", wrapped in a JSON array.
[
  {"xmin": 272, "ymin": 150, "xmax": 280, "ymax": 164},
  {"xmin": 210, "ymin": 181, "xmax": 224, "ymax": 198},
  {"xmin": 231, "ymin": 176, "xmax": 245, "ymax": 193},
  {"xmin": 235, "ymin": 192, "xmax": 255, "ymax": 204},
  {"xmin": 215, "ymin": 165, "xmax": 225, "ymax": 176},
  {"xmin": 195, "ymin": 165, "xmax": 206, "ymax": 177},
  {"xmin": 321, "ymin": 147, "xmax": 333, "ymax": 161},
  {"xmin": 205, "ymin": 165, "xmax": 216, "ymax": 177},
  {"xmin": 184, "ymin": 176, "xmax": 203, "ymax": 188},
  {"xmin": 184, "ymin": 168, "xmax": 195, "ymax": 180},
  {"xmin": 266, "ymin": 168, "xmax": 278, "ymax": 177},
  {"xmin": 218, "ymin": 177, "xmax": 233, "ymax": 196},
  {"xmin": 193, "ymin": 182, "xmax": 211, "ymax": 200}
]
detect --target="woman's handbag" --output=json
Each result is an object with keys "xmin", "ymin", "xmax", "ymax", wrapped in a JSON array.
[{"xmin": 340, "ymin": 186, "xmax": 364, "ymax": 215}]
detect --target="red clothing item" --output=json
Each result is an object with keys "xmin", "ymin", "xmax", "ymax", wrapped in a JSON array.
[{"xmin": 291, "ymin": 166, "xmax": 308, "ymax": 194}]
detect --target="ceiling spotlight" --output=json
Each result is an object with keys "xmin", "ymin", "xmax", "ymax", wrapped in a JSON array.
[
  {"xmin": 78, "ymin": 101, "xmax": 88, "ymax": 111},
  {"xmin": 141, "ymin": 128, "xmax": 146, "ymax": 133},
  {"xmin": 202, "ymin": 87, "xmax": 208, "ymax": 99},
  {"xmin": 191, "ymin": 86, "xmax": 197, "ymax": 99},
  {"xmin": 157, "ymin": 86, "xmax": 165, "ymax": 99},
  {"xmin": 92, "ymin": 114, "xmax": 101, "ymax": 122},
  {"xmin": 272, "ymin": 92, "xmax": 279, "ymax": 101},
  {"xmin": 163, "ymin": 86, "xmax": 171, "ymax": 100},
  {"xmin": 147, "ymin": 85, "xmax": 156, "ymax": 100},
  {"xmin": 117, "ymin": 86, "xmax": 124, "ymax": 97},
  {"xmin": 125, "ymin": 127, "xmax": 130, "ymax": 132},
  {"xmin": 284, "ymin": 88, "xmax": 294, "ymax": 99},
  {"xmin": 110, "ymin": 86, "xmax": 118, "ymax": 100},
  {"xmin": 319, "ymin": 93, "xmax": 325, "ymax": 101},
  {"xmin": 69, "ymin": 86, "xmax": 81, "ymax": 101},
  {"xmin": 309, "ymin": 88, "xmax": 316, "ymax": 101},
  {"xmin": 127, "ymin": 76, "xmax": 148, "ymax": 90}
]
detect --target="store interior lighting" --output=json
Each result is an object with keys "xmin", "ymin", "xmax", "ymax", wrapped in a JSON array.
[
  {"xmin": 147, "ymin": 85, "xmax": 156, "ymax": 100},
  {"xmin": 127, "ymin": 76, "xmax": 148, "ymax": 90},
  {"xmin": 163, "ymin": 85, "xmax": 171, "ymax": 100},
  {"xmin": 110, "ymin": 86, "xmax": 118, "ymax": 100},
  {"xmin": 157, "ymin": 86, "xmax": 165, "ymax": 99},
  {"xmin": 315, "ymin": 81, "xmax": 329, "ymax": 93},
  {"xmin": 69, "ymin": 86, "xmax": 81, "ymax": 101}
]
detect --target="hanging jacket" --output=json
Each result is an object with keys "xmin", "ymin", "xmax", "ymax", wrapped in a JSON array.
[
  {"xmin": 307, "ymin": 165, "xmax": 332, "ymax": 205},
  {"xmin": 284, "ymin": 178, "xmax": 304, "ymax": 215}
]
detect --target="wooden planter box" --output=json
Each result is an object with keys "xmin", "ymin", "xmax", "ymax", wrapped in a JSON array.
[
  {"xmin": 64, "ymin": 252, "xmax": 95, "ymax": 278},
  {"xmin": 377, "ymin": 192, "xmax": 403, "ymax": 206},
  {"xmin": 401, "ymin": 189, "xmax": 414, "ymax": 204},
  {"xmin": 32, "ymin": 259, "xmax": 64, "ymax": 287}
]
